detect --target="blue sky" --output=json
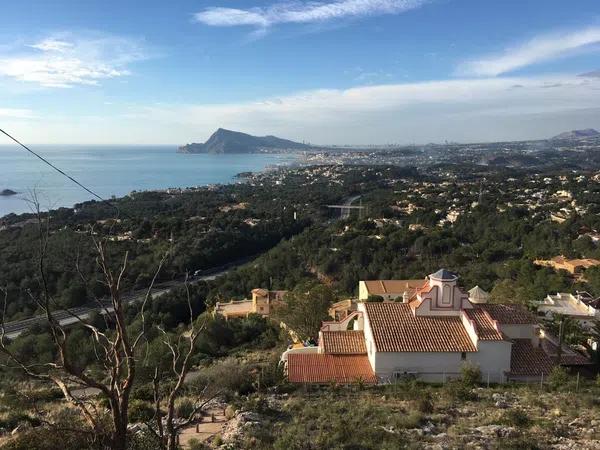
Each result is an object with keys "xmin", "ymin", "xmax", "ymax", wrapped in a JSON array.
[{"xmin": 1, "ymin": 0, "xmax": 600, "ymax": 144}]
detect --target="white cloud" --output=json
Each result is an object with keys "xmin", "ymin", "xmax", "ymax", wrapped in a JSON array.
[
  {"xmin": 0, "ymin": 33, "xmax": 148, "ymax": 88},
  {"xmin": 103, "ymin": 72, "xmax": 600, "ymax": 145},
  {"xmin": 0, "ymin": 108, "xmax": 35, "ymax": 119},
  {"xmin": 459, "ymin": 27, "xmax": 600, "ymax": 77},
  {"xmin": 194, "ymin": 0, "xmax": 428, "ymax": 29}
]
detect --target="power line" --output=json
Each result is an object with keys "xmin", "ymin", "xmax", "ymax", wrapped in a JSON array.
[{"xmin": 0, "ymin": 127, "xmax": 125, "ymax": 218}]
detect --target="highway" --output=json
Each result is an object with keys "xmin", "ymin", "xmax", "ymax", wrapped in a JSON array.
[
  {"xmin": 1, "ymin": 261, "xmax": 243, "ymax": 340},
  {"xmin": 341, "ymin": 195, "xmax": 362, "ymax": 219}
]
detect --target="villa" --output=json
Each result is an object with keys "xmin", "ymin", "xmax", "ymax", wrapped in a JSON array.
[
  {"xmin": 214, "ymin": 288, "xmax": 287, "ymax": 319},
  {"xmin": 534, "ymin": 256, "xmax": 600, "ymax": 278},
  {"xmin": 285, "ymin": 269, "xmax": 589, "ymax": 384},
  {"xmin": 536, "ymin": 291, "xmax": 600, "ymax": 330}
]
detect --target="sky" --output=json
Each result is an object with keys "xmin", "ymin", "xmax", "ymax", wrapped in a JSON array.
[{"xmin": 1, "ymin": 0, "xmax": 600, "ymax": 145}]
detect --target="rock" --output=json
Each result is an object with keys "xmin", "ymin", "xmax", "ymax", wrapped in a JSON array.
[
  {"xmin": 473, "ymin": 425, "xmax": 517, "ymax": 439},
  {"xmin": 495, "ymin": 400, "xmax": 509, "ymax": 408},
  {"xmin": 568, "ymin": 418, "xmax": 582, "ymax": 427},
  {"xmin": 422, "ymin": 421, "xmax": 436, "ymax": 435},
  {"xmin": 408, "ymin": 428, "xmax": 424, "ymax": 436}
]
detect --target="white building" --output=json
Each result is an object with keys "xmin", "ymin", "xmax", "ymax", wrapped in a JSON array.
[
  {"xmin": 287, "ymin": 270, "xmax": 589, "ymax": 385},
  {"xmin": 536, "ymin": 292, "xmax": 600, "ymax": 330}
]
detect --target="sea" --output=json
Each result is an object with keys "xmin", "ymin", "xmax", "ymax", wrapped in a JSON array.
[{"xmin": 0, "ymin": 145, "xmax": 297, "ymax": 218}]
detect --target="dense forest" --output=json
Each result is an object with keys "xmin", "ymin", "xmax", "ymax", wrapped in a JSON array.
[{"xmin": 0, "ymin": 166, "xmax": 417, "ymax": 321}]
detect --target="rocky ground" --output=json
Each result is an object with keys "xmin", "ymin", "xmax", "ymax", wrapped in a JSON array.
[{"xmin": 208, "ymin": 382, "xmax": 600, "ymax": 450}]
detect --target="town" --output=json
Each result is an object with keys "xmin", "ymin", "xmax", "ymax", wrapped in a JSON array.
[{"xmin": 3, "ymin": 149, "xmax": 600, "ymax": 448}]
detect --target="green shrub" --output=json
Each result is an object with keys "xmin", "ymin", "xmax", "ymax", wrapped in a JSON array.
[
  {"xmin": 188, "ymin": 438, "xmax": 210, "ymax": 450},
  {"xmin": 414, "ymin": 393, "xmax": 434, "ymax": 414},
  {"xmin": 131, "ymin": 383, "xmax": 155, "ymax": 402},
  {"xmin": 461, "ymin": 362, "xmax": 481, "ymax": 387},
  {"xmin": 129, "ymin": 400, "xmax": 155, "ymax": 423},
  {"xmin": 444, "ymin": 380, "xmax": 476, "ymax": 402},
  {"xmin": 548, "ymin": 366, "xmax": 569, "ymax": 391},
  {"xmin": 176, "ymin": 398, "xmax": 195, "ymax": 419},
  {"xmin": 191, "ymin": 358, "xmax": 254, "ymax": 395},
  {"xmin": 502, "ymin": 408, "xmax": 531, "ymax": 428},
  {"xmin": 0, "ymin": 412, "xmax": 40, "ymax": 430}
]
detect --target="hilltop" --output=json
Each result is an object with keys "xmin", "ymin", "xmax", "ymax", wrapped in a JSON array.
[
  {"xmin": 178, "ymin": 128, "xmax": 310, "ymax": 154},
  {"xmin": 551, "ymin": 128, "xmax": 600, "ymax": 140}
]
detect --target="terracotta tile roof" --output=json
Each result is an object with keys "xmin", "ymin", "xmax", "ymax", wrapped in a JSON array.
[
  {"xmin": 362, "ymin": 279, "xmax": 426, "ymax": 296},
  {"xmin": 321, "ymin": 331, "xmax": 367, "ymax": 354},
  {"xmin": 510, "ymin": 339, "xmax": 555, "ymax": 376},
  {"xmin": 541, "ymin": 339, "xmax": 591, "ymax": 366},
  {"xmin": 464, "ymin": 308, "xmax": 505, "ymax": 341},
  {"xmin": 287, "ymin": 354, "xmax": 377, "ymax": 384},
  {"xmin": 364, "ymin": 303, "xmax": 477, "ymax": 353},
  {"xmin": 477, "ymin": 304, "xmax": 537, "ymax": 324}
]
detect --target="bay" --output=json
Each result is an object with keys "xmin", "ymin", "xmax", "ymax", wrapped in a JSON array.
[{"xmin": 0, "ymin": 145, "xmax": 295, "ymax": 218}]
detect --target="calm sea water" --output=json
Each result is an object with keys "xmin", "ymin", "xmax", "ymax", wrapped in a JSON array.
[{"xmin": 0, "ymin": 145, "xmax": 295, "ymax": 218}]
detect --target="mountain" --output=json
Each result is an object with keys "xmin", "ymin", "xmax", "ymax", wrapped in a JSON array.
[
  {"xmin": 178, "ymin": 128, "xmax": 309, "ymax": 154},
  {"xmin": 551, "ymin": 129, "xmax": 600, "ymax": 140},
  {"xmin": 578, "ymin": 70, "xmax": 600, "ymax": 78}
]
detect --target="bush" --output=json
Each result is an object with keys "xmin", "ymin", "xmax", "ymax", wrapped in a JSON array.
[
  {"xmin": 129, "ymin": 400, "xmax": 155, "ymax": 423},
  {"xmin": 414, "ymin": 394, "xmax": 434, "ymax": 414},
  {"xmin": 444, "ymin": 380, "xmax": 476, "ymax": 402},
  {"xmin": 548, "ymin": 366, "xmax": 569, "ymax": 391},
  {"xmin": 1, "ymin": 424, "xmax": 102, "ymax": 450},
  {"xmin": 176, "ymin": 398, "xmax": 195, "ymax": 419},
  {"xmin": 131, "ymin": 383, "xmax": 155, "ymax": 402},
  {"xmin": 461, "ymin": 362, "xmax": 481, "ymax": 387},
  {"xmin": 0, "ymin": 412, "xmax": 40, "ymax": 430},
  {"xmin": 191, "ymin": 358, "xmax": 254, "ymax": 396},
  {"xmin": 502, "ymin": 408, "xmax": 531, "ymax": 428},
  {"xmin": 188, "ymin": 438, "xmax": 210, "ymax": 450}
]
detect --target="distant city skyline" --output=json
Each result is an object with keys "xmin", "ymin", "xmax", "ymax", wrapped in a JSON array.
[{"xmin": 1, "ymin": 0, "xmax": 599, "ymax": 145}]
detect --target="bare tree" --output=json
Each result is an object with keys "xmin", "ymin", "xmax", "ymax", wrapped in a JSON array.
[
  {"xmin": 0, "ymin": 200, "xmax": 168, "ymax": 450},
  {"xmin": 145, "ymin": 276, "xmax": 220, "ymax": 450}
]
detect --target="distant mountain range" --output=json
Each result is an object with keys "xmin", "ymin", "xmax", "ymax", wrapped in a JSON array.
[
  {"xmin": 551, "ymin": 129, "xmax": 600, "ymax": 140},
  {"xmin": 178, "ymin": 128, "xmax": 310, "ymax": 154}
]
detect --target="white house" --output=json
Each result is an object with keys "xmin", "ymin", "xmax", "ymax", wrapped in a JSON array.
[
  {"xmin": 286, "ymin": 269, "xmax": 589, "ymax": 384},
  {"xmin": 536, "ymin": 292, "xmax": 600, "ymax": 330}
]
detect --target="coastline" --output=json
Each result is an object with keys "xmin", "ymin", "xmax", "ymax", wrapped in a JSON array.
[{"xmin": 0, "ymin": 146, "xmax": 300, "ymax": 221}]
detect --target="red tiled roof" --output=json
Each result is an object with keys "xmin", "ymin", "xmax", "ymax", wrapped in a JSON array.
[
  {"xmin": 364, "ymin": 303, "xmax": 477, "ymax": 353},
  {"xmin": 477, "ymin": 304, "xmax": 537, "ymax": 325},
  {"xmin": 321, "ymin": 331, "xmax": 367, "ymax": 354},
  {"xmin": 287, "ymin": 354, "xmax": 377, "ymax": 384},
  {"xmin": 464, "ymin": 308, "xmax": 505, "ymax": 341},
  {"xmin": 510, "ymin": 339, "xmax": 555, "ymax": 376},
  {"xmin": 363, "ymin": 279, "xmax": 427, "ymax": 296}
]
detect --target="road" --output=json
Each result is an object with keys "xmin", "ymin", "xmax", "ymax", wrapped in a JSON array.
[
  {"xmin": 1, "ymin": 259, "xmax": 248, "ymax": 340},
  {"xmin": 341, "ymin": 195, "xmax": 362, "ymax": 219}
]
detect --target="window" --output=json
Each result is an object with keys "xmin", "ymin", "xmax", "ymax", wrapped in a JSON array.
[
  {"xmin": 441, "ymin": 284, "xmax": 452, "ymax": 306},
  {"xmin": 461, "ymin": 352, "xmax": 467, "ymax": 360}
]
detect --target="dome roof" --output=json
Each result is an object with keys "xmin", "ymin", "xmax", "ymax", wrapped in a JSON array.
[
  {"xmin": 468, "ymin": 285, "xmax": 490, "ymax": 304},
  {"xmin": 429, "ymin": 269, "xmax": 458, "ymax": 281}
]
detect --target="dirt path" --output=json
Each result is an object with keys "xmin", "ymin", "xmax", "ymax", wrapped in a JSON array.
[{"xmin": 178, "ymin": 406, "xmax": 228, "ymax": 448}]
